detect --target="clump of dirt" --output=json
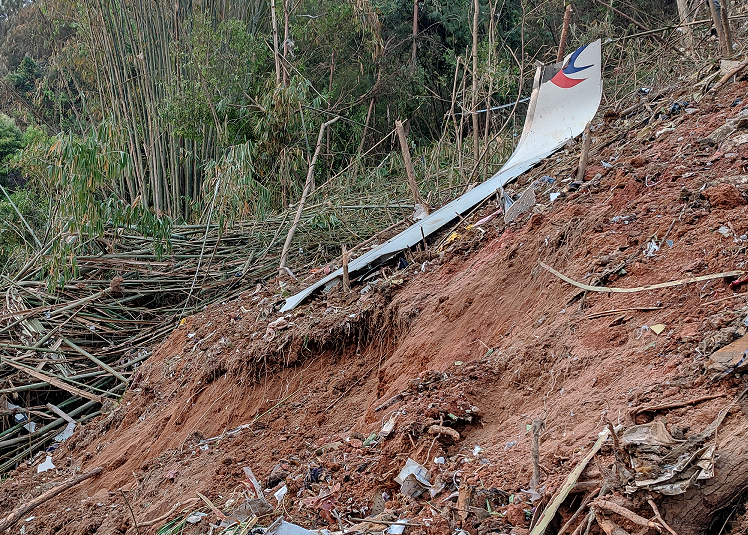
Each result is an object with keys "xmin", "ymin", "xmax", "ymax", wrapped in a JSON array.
[
  {"xmin": 3, "ymin": 82, "xmax": 748, "ymax": 535},
  {"xmin": 704, "ymin": 183, "xmax": 747, "ymax": 209}
]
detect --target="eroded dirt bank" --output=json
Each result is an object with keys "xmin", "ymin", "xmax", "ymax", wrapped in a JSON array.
[{"xmin": 2, "ymin": 81, "xmax": 748, "ymax": 535}]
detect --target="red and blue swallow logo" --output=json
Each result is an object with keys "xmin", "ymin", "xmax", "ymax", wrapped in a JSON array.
[{"xmin": 550, "ymin": 44, "xmax": 592, "ymax": 88}]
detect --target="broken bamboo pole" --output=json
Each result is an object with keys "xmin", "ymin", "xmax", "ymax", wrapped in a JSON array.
[
  {"xmin": 62, "ymin": 337, "xmax": 128, "ymax": 383},
  {"xmin": 395, "ymin": 120, "xmax": 424, "ymax": 210},
  {"xmin": 529, "ymin": 428, "xmax": 610, "ymax": 535},
  {"xmin": 0, "ymin": 466, "xmax": 104, "ymax": 532},
  {"xmin": 1, "ymin": 359, "xmax": 104, "ymax": 403},
  {"xmin": 592, "ymin": 500, "xmax": 661, "ymax": 530},
  {"xmin": 279, "ymin": 116, "xmax": 341, "ymax": 270},
  {"xmin": 342, "ymin": 244, "xmax": 350, "ymax": 293},
  {"xmin": 577, "ymin": 123, "xmax": 592, "ymax": 182},
  {"xmin": 708, "ymin": 0, "xmax": 728, "ymax": 56},
  {"xmin": 721, "ymin": 0, "xmax": 734, "ymax": 58},
  {"xmin": 539, "ymin": 261, "xmax": 745, "ymax": 294},
  {"xmin": 557, "ymin": 4, "xmax": 573, "ymax": 63}
]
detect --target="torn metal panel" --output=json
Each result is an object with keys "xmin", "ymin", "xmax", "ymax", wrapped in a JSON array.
[{"xmin": 282, "ymin": 40, "xmax": 602, "ymax": 312}]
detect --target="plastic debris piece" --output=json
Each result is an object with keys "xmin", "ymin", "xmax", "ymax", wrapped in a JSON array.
[
  {"xmin": 644, "ymin": 240, "xmax": 660, "ymax": 257},
  {"xmin": 611, "ymin": 214, "xmax": 636, "ymax": 224},
  {"xmin": 622, "ymin": 422, "xmax": 683, "ymax": 447},
  {"xmin": 395, "ymin": 458, "xmax": 432, "ymax": 497},
  {"xmin": 413, "ymin": 204, "xmax": 428, "ymax": 221},
  {"xmin": 505, "ymin": 187, "xmax": 536, "ymax": 224},
  {"xmin": 264, "ymin": 518, "xmax": 321, "ymax": 535},
  {"xmin": 380, "ymin": 414, "xmax": 398, "ymax": 438},
  {"xmin": 54, "ymin": 422, "xmax": 76, "ymax": 443},
  {"xmin": 274, "ymin": 485, "xmax": 288, "ymax": 503},
  {"xmin": 37, "ymin": 456, "xmax": 55, "ymax": 473},
  {"xmin": 186, "ymin": 512, "xmax": 208, "ymax": 524},
  {"xmin": 650, "ymin": 324, "xmax": 666, "ymax": 335},
  {"xmin": 718, "ymin": 226, "xmax": 732, "ymax": 237},
  {"xmin": 2, "ymin": 400, "xmax": 36, "ymax": 433},
  {"xmin": 550, "ymin": 192, "xmax": 561, "ymax": 202},
  {"xmin": 387, "ymin": 519, "xmax": 408, "ymax": 534},
  {"xmin": 473, "ymin": 445, "xmax": 483, "ymax": 456}
]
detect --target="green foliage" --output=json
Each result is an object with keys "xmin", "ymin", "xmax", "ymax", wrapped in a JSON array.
[
  {"xmin": 203, "ymin": 76, "xmax": 316, "ymax": 222},
  {"xmin": 161, "ymin": 15, "xmax": 272, "ymax": 143},
  {"xmin": 15, "ymin": 121, "xmax": 172, "ymax": 286},
  {"xmin": 7, "ymin": 55, "xmax": 38, "ymax": 92},
  {"xmin": 0, "ymin": 187, "xmax": 47, "ymax": 272},
  {"xmin": 0, "ymin": 114, "xmax": 22, "ymax": 161}
]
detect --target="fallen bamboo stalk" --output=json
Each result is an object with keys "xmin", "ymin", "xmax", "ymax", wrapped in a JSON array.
[
  {"xmin": 1, "ymin": 359, "xmax": 104, "ymax": 403},
  {"xmin": 597, "ymin": 517, "xmax": 632, "ymax": 535},
  {"xmin": 138, "ymin": 498, "xmax": 199, "ymax": 527},
  {"xmin": 591, "ymin": 500, "xmax": 661, "ymax": 529},
  {"xmin": 62, "ymin": 337, "xmax": 128, "ymax": 383},
  {"xmin": 539, "ymin": 261, "xmax": 745, "ymax": 294},
  {"xmin": 559, "ymin": 488, "xmax": 601, "ymax": 535},
  {"xmin": 648, "ymin": 499, "xmax": 678, "ymax": 535},
  {"xmin": 529, "ymin": 427, "xmax": 610, "ymax": 535},
  {"xmin": 0, "ymin": 466, "xmax": 104, "ymax": 532},
  {"xmin": 632, "ymin": 393, "xmax": 728, "ymax": 416},
  {"xmin": 279, "ymin": 116, "xmax": 341, "ymax": 270},
  {"xmin": 708, "ymin": 57, "xmax": 748, "ymax": 94}
]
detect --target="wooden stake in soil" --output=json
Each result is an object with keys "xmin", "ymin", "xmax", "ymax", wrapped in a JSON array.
[
  {"xmin": 557, "ymin": 4, "xmax": 573, "ymax": 63},
  {"xmin": 530, "ymin": 416, "xmax": 545, "ymax": 488},
  {"xmin": 576, "ymin": 123, "xmax": 592, "ymax": 183},
  {"xmin": 0, "ymin": 466, "xmax": 104, "ymax": 532},
  {"xmin": 395, "ymin": 120, "xmax": 424, "ymax": 209},
  {"xmin": 342, "ymin": 244, "xmax": 350, "ymax": 293}
]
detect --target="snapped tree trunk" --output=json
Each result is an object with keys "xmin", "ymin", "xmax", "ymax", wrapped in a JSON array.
[{"xmin": 661, "ymin": 407, "xmax": 748, "ymax": 535}]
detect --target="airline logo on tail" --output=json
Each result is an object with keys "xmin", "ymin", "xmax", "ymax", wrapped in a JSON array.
[{"xmin": 550, "ymin": 43, "xmax": 593, "ymax": 88}]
